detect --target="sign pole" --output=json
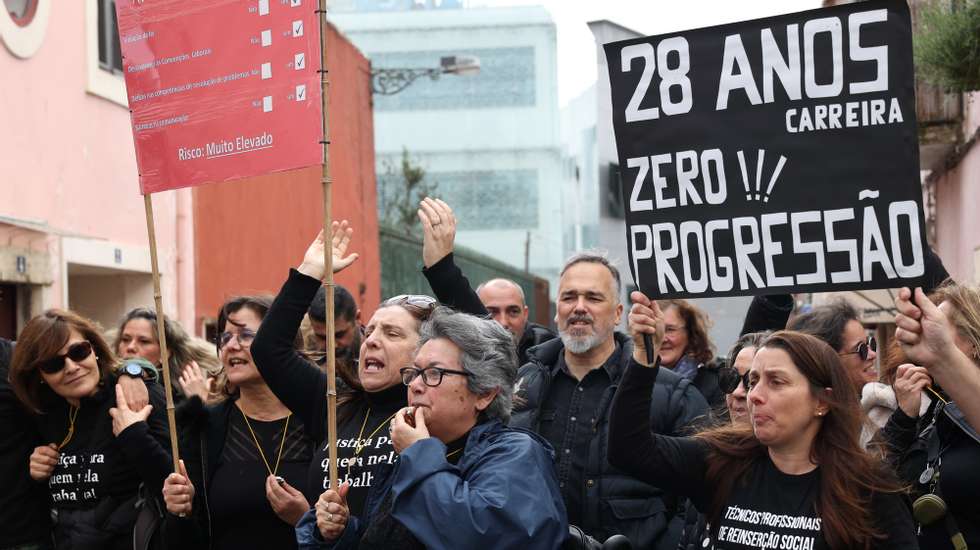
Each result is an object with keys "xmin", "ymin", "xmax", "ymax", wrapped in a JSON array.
[
  {"xmin": 318, "ymin": 0, "xmax": 339, "ymax": 491},
  {"xmin": 143, "ymin": 193, "xmax": 181, "ymax": 472}
]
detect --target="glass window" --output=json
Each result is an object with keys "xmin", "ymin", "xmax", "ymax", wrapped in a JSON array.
[
  {"xmin": 4, "ymin": 0, "xmax": 36, "ymax": 26},
  {"xmin": 97, "ymin": 0, "xmax": 122, "ymax": 74}
]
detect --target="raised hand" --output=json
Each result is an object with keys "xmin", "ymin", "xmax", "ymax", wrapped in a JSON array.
[
  {"xmin": 29, "ymin": 443, "xmax": 59, "ymax": 481},
  {"xmin": 316, "ymin": 482, "xmax": 351, "ymax": 541},
  {"xmin": 892, "ymin": 364, "xmax": 932, "ymax": 418},
  {"xmin": 628, "ymin": 291, "xmax": 664, "ymax": 367},
  {"xmin": 109, "ymin": 383, "xmax": 152, "ymax": 436},
  {"xmin": 178, "ymin": 360, "xmax": 213, "ymax": 403},
  {"xmin": 298, "ymin": 221, "xmax": 360, "ymax": 281},
  {"xmin": 391, "ymin": 406, "xmax": 429, "ymax": 454},
  {"xmin": 116, "ymin": 370, "xmax": 150, "ymax": 410},
  {"xmin": 418, "ymin": 197, "xmax": 457, "ymax": 268},
  {"xmin": 163, "ymin": 459, "xmax": 194, "ymax": 517},
  {"xmin": 894, "ymin": 287, "xmax": 955, "ymax": 368},
  {"xmin": 266, "ymin": 475, "xmax": 308, "ymax": 526}
]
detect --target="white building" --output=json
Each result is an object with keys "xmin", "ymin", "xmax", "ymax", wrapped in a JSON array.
[{"xmin": 331, "ymin": 3, "xmax": 565, "ymax": 287}]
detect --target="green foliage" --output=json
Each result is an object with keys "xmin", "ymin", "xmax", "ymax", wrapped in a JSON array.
[
  {"xmin": 914, "ymin": 0, "xmax": 980, "ymax": 92},
  {"xmin": 378, "ymin": 148, "xmax": 438, "ymax": 234}
]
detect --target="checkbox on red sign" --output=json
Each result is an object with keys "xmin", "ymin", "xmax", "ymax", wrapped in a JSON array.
[
  {"xmin": 261, "ymin": 30, "xmax": 272, "ymax": 47},
  {"xmin": 292, "ymin": 20, "xmax": 303, "ymax": 37},
  {"xmin": 259, "ymin": 0, "xmax": 269, "ymax": 15},
  {"xmin": 294, "ymin": 52, "xmax": 305, "ymax": 70},
  {"xmin": 261, "ymin": 63, "xmax": 272, "ymax": 79},
  {"xmin": 291, "ymin": 0, "xmax": 301, "ymax": 6},
  {"xmin": 263, "ymin": 96, "xmax": 273, "ymax": 112},
  {"xmin": 295, "ymin": 85, "xmax": 306, "ymax": 102}
]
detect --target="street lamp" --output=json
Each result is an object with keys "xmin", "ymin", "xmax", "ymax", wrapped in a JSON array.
[{"xmin": 370, "ymin": 55, "xmax": 480, "ymax": 95}]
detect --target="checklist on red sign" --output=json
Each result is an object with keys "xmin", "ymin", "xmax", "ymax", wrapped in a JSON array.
[{"xmin": 117, "ymin": 0, "xmax": 323, "ymax": 194}]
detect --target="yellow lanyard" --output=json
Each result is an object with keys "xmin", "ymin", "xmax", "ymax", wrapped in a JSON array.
[
  {"xmin": 346, "ymin": 408, "xmax": 398, "ymax": 477},
  {"xmin": 353, "ymin": 408, "xmax": 399, "ymax": 456},
  {"xmin": 241, "ymin": 410, "xmax": 292, "ymax": 478},
  {"xmin": 58, "ymin": 405, "xmax": 80, "ymax": 450}
]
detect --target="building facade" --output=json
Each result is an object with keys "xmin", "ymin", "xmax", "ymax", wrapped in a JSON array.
[
  {"xmin": 331, "ymin": 3, "xmax": 565, "ymax": 288},
  {"xmin": 1, "ymin": 1, "xmax": 381, "ymax": 339}
]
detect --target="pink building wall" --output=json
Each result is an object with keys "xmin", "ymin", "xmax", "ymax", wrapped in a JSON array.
[
  {"xmin": 0, "ymin": 2, "xmax": 186, "ymax": 333},
  {"xmin": 933, "ymin": 92, "xmax": 980, "ymax": 284}
]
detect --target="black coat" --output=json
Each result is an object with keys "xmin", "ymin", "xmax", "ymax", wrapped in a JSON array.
[
  {"xmin": 422, "ymin": 253, "xmax": 557, "ymax": 364},
  {"xmin": 510, "ymin": 333, "xmax": 709, "ymax": 550}
]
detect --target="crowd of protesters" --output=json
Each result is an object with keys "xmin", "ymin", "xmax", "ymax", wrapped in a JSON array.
[{"xmin": 1, "ymin": 198, "xmax": 978, "ymax": 550}]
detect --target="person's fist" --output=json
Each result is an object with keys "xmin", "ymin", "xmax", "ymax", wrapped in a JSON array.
[
  {"xmin": 29, "ymin": 443, "xmax": 59, "ymax": 481},
  {"xmin": 163, "ymin": 460, "xmax": 194, "ymax": 517},
  {"xmin": 628, "ymin": 291, "xmax": 664, "ymax": 367},
  {"xmin": 316, "ymin": 482, "xmax": 350, "ymax": 541},
  {"xmin": 893, "ymin": 364, "xmax": 932, "ymax": 418}
]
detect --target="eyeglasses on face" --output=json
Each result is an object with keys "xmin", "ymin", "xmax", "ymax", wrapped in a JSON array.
[
  {"xmin": 38, "ymin": 341, "xmax": 94, "ymax": 374},
  {"xmin": 218, "ymin": 328, "xmax": 258, "ymax": 349},
  {"xmin": 400, "ymin": 366, "xmax": 471, "ymax": 387},
  {"xmin": 839, "ymin": 335, "xmax": 877, "ymax": 361},
  {"xmin": 664, "ymin": 325, "xmax": 687, "ymax": 336},
  {"xmin": 718, "ymin": 365, "xmax": 751, "ymax": 394}
]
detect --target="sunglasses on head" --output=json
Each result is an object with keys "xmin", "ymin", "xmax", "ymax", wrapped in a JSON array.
[
  {"xmin": 839, "ymin": 335, "xmax": 877, "ymax": 361},
  {"xmin": 37, "ymin": 341, "xmax": 94, "ymax": 374},
  {"xmin": 382, "ymin": 294, "xmax": 438, "ymax": 320},
  {"xmin": 718, "ymin": 365, "xmax": 750, "ymax": 394}
]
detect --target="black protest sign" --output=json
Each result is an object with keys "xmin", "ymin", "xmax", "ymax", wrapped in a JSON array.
[{"xmin": 604, "ymin": 0, "xmax": 926, "ymax": 299}]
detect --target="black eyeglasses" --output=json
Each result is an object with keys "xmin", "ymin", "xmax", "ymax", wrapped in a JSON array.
[
  {"xmin": 718, "ymin": 366, "xmax": 751, "ymax": 394},
  {"xmin": 400, "ymin": 366, "xmax": 471, "ymax": 387},
  {"xmin": 38, "ymin": 341, "xmax": 94, "ymax": 374},
  {"xmin": 218, "ymin": 329, "xmax": 257, "ymax": 349},
  {"xmin": 839, "ymin": 335, "xmax": 877, "ymax": 361}
]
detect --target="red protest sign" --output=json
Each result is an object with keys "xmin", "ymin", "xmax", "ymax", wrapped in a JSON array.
[{"xmin": 117, "ymin": 0, "xmax": 323, "ymax": 194}]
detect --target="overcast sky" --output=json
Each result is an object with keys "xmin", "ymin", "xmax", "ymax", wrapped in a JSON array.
[{"xmin": 470, "ymin": 0, "xmax": 822, "ymax": 106}]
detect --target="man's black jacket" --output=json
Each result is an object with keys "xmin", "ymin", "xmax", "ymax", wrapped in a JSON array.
[{"xmin": 510, "ymin": 332, "xmax": 709, "ymax": 550}]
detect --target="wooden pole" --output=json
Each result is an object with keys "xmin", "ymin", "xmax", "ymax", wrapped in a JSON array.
[
  {"xmin": 143, "ymin": 193, "xmax": 181, "ymax": 472},
  {"xmin": 318, "ymin": 0, "xmax": 339, "ymax": 491}
]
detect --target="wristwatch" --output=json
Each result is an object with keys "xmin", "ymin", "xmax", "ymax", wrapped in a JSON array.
[
  {"xmin": 121, "ymin": 361, "xmax": 144, "ymax": 378},
  {"xmin": 118, "ymin": 358, "xmax": 159, "ymax": 382}
]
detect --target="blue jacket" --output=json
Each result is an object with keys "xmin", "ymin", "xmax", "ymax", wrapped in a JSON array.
[{"xmin": 297, "ymin": 419, "xmax": 568, "ymax": 550}]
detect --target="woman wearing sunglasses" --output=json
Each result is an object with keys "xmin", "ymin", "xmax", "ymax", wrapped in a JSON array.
[
  {"xmin": 161, "ymin": 295, "xmax": 315, "ymax": 550},
  {"xmin": 297, "ymin": 308, "xmax": 567, "ymax": 549},
  {"xmin": 886, "ymin": 283, "xmax": 980, "ymax": 549},
  {"xmin": 8, "ymin": 309, "xmax": 172, "ymax": 550},
  {"xmin": 609, "ymin": 293, "xmax": 917, "ymax": 549},
  {"xmin": 250, "ymin": 221, "xmax": 433, "ymax": 522}
]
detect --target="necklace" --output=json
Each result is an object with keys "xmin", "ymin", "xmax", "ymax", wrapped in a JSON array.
[
  {"xmin": 241, "ymin": 409, "xmax": 291, "ymax": 477},
  {"xmin": 58, "ymin": 405, "xmax": 80, "ymax": 450},
  {"xmin": 445, "ymin": 448, "xmax": 463, "ymax": 460},
  {"xmin": 353, "ymin": 408, "xmax": 399, "ymax": 456},
  {"xmin": 346, "ymin": 408, "xmax": 398, "ymax": 477}
]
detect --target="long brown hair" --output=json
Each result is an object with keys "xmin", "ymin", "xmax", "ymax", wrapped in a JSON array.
[
  {"xmin": 694, "ymin": 331, "xmax": 900, "ymax": 549},
  {"xmin": 661, "ymin": 299, "xmax": 714, "ymax": 364},
  {"xmin": 9, "ymin": 309, "xmax": 117, "ymax": 413}
]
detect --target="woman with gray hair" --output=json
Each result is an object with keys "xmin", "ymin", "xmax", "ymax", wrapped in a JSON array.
[{"xmin": 297, "ymin": 307, "xmax": 569, "ymax": 550}]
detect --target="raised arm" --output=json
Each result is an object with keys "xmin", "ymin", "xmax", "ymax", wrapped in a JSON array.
[
  {"xmin": 894, "ymin": 286, "xmax": 980, "ymax": 432},
  {"xmin": 608, "ymin": 292, "xmax": 713, "ymax": 507},
  {"xmin": 251, "ymin": 222, "xmax": 358, "ymax": 439},
  {"xmin": 740, "ymin": 294, "xmax": 794, "ymax": 336},
  {"xmin": 418, "ymin": 198, "xmax": 488, "ymax": 316}
]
